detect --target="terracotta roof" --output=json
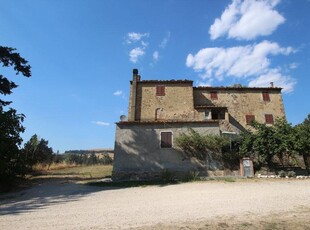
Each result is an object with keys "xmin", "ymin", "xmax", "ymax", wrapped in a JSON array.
[
  {"xmin": 193, "ymin": 86, "xmax": 282, "ymax": 91},
  {"xmin": 116, "ymin": 120, "xmax": 219, "ymax": 125},
  {"xmin": 131, "ymin": 80, "xmax": 193, "ymax": 84}
]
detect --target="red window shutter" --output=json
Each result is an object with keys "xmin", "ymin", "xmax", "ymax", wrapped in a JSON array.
[
  {"xmin": 210, "ymin": 91, "xmax": 218, "ymax": 100},
  {"xmin": 265, "ymin": 114, "xmax": 274, "ymax": 124},
  {"xmin": 161, "ymin": 132, "xmax": 172, "ymax": 148},
  {"xmin": 156, "ymin": 85, "xmax": 165, "ymax": 96},
  {"xmin": 262, "ymin": 92, "xmax": 270, "ymax": 102},
  {"xmin": 246, "ymin": 115, "xmax": 255, "ymax": 125}
]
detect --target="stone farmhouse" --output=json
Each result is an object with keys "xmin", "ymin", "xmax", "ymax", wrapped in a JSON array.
[{"xmin": 112, "ymin": 69, "xmax": 285, "ymax": 181}]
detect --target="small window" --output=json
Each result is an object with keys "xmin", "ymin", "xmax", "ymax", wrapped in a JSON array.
[
  {"xmin": 210, "ymin": 91, "xmax": 218, "ymax": 100},
  {"xmin": 156, "ymin": 85, "xmax": 165, "ymax": 96},
  {"xmin": 265, "ymin": 114, "xmax": 274, "ymax": 124},
  {"xmin": 246, "ymin": 115, "xmax": 255, "ymax": 125},
  {"xmin": 161, "ymin": 132, "xmax": 172, "ymax": 148},
  {"xmin": 262, "ymin": 92, "xmax": 270, "ymax": 102},
  {"xmin": 211, "ymin": 110, "xmax": 225, "ymax": 120}
]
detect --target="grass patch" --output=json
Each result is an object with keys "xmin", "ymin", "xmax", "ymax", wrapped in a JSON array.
[
  {"xmin": 32, "ymin": 162, "xmax": 78, "ymax": 171},
  {"xmin": 31, "ymin": 165, "xmax": 113, "ymax": 181}
]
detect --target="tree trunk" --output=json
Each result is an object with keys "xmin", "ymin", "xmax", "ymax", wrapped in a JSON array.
[{"xmin": 302, "ymin": 153, "xmax": 310, "ymax": 174}]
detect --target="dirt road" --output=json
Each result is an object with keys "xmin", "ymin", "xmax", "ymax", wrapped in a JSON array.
[{"xmin": 1, "ymin": 179, "xmax": 310, "ymax": 229}]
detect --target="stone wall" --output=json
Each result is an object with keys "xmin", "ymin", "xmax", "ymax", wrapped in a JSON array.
[
  {"xmin": 194, "ymin": 87, "xmax": 285, "ymax": 132},
  {"xmin": 134, "ymin": 81, "xmax": 195, "ymax": 121},
  {"xmin": 112, "ymin": 121, "xmax": 221, "ymax": 181}
]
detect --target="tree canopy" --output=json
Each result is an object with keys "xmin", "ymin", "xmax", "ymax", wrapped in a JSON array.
[
  {"xmin": 239, "ymin": 116, "xmax": 310, "ymax": 172},
  {"xmin": 0, "ymin": 46, "xmax": 31, "ymax": 189}
]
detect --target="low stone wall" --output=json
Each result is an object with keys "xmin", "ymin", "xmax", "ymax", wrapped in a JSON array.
[
  {"xmin": 257, "ymin": 174, "xmax": 310, "ymax": 179},
  {"xmin": 112, "ymin": 169, "xmax": 241, "ymax": 182}
]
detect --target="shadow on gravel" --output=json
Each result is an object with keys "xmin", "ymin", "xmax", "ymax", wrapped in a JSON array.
[
  {"xmin": 0, "ymin": 177, "xmax": 181, "ymax": 216},
  {"xmin": 0, "ymin": 178, "xmax": 107, "ymax": 216},
  {"xmin": 87, "ymin": 180, "xmax": 180, "ymax": 189}
]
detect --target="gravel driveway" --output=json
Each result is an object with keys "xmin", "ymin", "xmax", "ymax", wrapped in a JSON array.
[{"xmin": 1, "ymin": 179, "xmax": 310, "ymax": 229}]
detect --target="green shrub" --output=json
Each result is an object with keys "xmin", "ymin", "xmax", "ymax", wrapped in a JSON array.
[
  {"xmin": 278, "ymin": 170, "xmax": 286, "ymax": 178},
  {"xmin": 287, "ymin": 171, "xmax": 296, "ymax": 178}
]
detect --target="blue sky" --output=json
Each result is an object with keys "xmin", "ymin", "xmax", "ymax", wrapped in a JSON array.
[{"xmin": 1, "ymin": 0, "xmax": 309, "ymax": 152}]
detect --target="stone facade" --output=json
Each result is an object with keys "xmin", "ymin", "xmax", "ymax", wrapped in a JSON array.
[
  {"xmin": 193, "ymin": 87, "xmax": 285, "ymax": 133},
  {"xmin": 113, "ymin": 122, "xmax": 220, "ymax": 181},
  {"xmin": 112, "ymin": 69, "xmax": 286, "ymax": 181}
]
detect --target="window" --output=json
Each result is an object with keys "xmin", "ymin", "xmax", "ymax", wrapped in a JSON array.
[
  {"xmin": 161, "ymin": 132, "xmax": 172, "ymax": 148},
  {"xmin": 262, "ymin": 92, "xmax": 270, "ymax": 102},
  {"xmin": 246, "ymin": 115, "xmax": 255, "ymax": 125},
  {"xmin": 265, "ymin": 114, "xmax": 274, "ymax": 124},
  {"xmin": 210, "ymin": 91, "xmax": 218, "ymax": 100},
  {"xmin": 211, "ymin": 110, "xmax": 225, "ymax": 120},
  {"xmin": 156, "ymin": 85, "xmax": 165, "ymax": 96}
]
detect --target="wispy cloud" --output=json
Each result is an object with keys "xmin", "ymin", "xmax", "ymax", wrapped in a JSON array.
[
  {"xmin": 249, "ymin": 69, "xmax": 296, "ymax": 93},
  {"xmin": 113, "ymin": 90, "xmax": 123, "ymax": 96},
  {"xmin": 150, "ymin": 32, "xmax": 171, "ymax": 65},
  {"xmin": 129, "ymin": 47, "xmax": 145, "ymax": 63},
  {"xmin": 186, "ymin": 40, "xmax": 296, "ymax": 92},
  {"xmin": 92, "ymin": 121, "xmax": 110, "ymax": 126},
  {"xmin": 159, "ymin": 32, "xmax": 171, "ymax": 48},
  {"xmin": 209, "ymin": 0, "xmax": 285, "ymax": 40},
  {"xmin": 125, "ymin": 32, "xmax": 149, "ymax": 63},
  {"xmin": 126, "ymin": 32, "xmax": 149, "ymax": 44},
  {"xmin": 153, "ymin": 51, "xmax": 159, "ymax": 62},
  {"xmin": 289, "ymin": 62, "xmax": 299, "ymax": 69}
]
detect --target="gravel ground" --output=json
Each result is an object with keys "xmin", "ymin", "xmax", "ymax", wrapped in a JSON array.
[{"xmin": 1, "ymin": 179, "xmax": 310, "ymax": 229}]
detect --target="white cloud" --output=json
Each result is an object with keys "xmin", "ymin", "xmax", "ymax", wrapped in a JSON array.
[
  {"xmin": 92, "ymin": 121, "xmax": 110, "ymax": 126},
  {"xmin": 129, "ymin": 47, "xmax": 145, "ymax": 63},
  {"xmin": 249, "ymin": 69, "xmax": 296, "ymax": 93},
  {"xmin": 186, "ymin": 41, "xmax": 296, "ymax": 92},
  {"xmin": 113, "ymin": 90, "xmax": 123, "ymax": 96},
  {"xmin": 196, "ymin": 79, "xmax": 213, "ymax": 87},
  {"xmin": 209, "ymin": 0, "xmax": 285, "ymax": 40},
  {"xmin": 186, "ymin": 41, "xmax": 294, "ymax": 79},
  {"xmin": 153, "ymin": 51, "xmax": 159, "ymax": 62},
  {"xmin": 126, "ymin": 32, "xmax": 149, "ymax": 44},
  {"xmin": 125, "ymin": 32, "xmax": 149, "ymax": 63},
  {"xmin": 160, "ymin": 32, "xmax": 171, "ymax": 48}
]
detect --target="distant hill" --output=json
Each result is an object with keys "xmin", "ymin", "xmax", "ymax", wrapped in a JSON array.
[
  {"xmin": 65, "ymin": 148, "xmax": 114, "ymax": 154},
  {"xmin": 64, "ymin": 149, "xmax": 114, "ymax": 159}
]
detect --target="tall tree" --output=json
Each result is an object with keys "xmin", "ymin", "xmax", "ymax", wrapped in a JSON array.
[
  {"xmin": 239, "ymin": 119, "xmax": 296, "ymax": 170},
  {"xmin": 0, "ymin": 46, "xmax": 31, "ymax": 188},
  {"xmin": 294, "ymin": 114, "xmax": 310, "ymax": 172},
  {"xmin": 23, "ymin": 134, "xmax": 54, "ymax": 167}
]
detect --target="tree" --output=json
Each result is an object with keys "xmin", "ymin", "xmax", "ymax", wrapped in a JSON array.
[
  {"xmin": 239, "ymin": 121, "xmax": 278, "ymax": 168},
  {"xmin": 239, "ymin": 118, "xmax": 300, "ymax": 171},
  {"xmin": 294, "ymin": 114, "xmax": 310, "ymax": 172},
  {"xmin": 302, "ymin": 114, "xmax": 310, "ymax": 126},
  {"xmin": 0, "ymin": 46, "xmax": 31, "ymax": 188},
  {"xmin": 23, "ymin": 134, "xmax": 53, "ymax": 167}
]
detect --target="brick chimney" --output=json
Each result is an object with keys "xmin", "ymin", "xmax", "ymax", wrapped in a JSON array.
[{"xmin": 129, "ymin": 69, "xmax": 139, "ymax": 121}]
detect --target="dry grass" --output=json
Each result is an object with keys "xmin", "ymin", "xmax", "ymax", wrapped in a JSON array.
[
  {"xmin": 31, "ymin": 164, "xmax": 113, "ymax": 182},
  {"xmin": 139, "ymin": 207, "xmax": 310, "ymax": 230},
  {"xmin": 32, "ymin": 162, "xmax": 77, "ymax": 171}
]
